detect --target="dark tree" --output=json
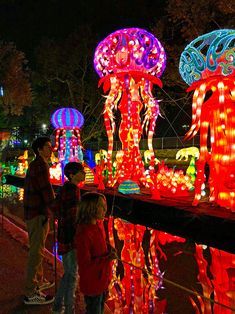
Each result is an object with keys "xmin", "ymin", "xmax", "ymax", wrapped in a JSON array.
[
  {"xmin": 0, "ymin": 42, "xmax": 32, "ymax": 117},
  {"xmin": 149, "ymin": 0, "xmax": 235, "ymax": 136},
  {"xmin": 33, "ymin": 26, "xmax": 106, "ymax": 142}
]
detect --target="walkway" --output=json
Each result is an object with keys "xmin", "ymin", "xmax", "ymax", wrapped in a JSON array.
[{"xmin": 0, "ymin": 215, "xmax": 111, "ymax": 314}]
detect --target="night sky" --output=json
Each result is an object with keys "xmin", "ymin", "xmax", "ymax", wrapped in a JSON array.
[
  {"xmin": 0, "ymin": 0, "xmax": 164, "ymax": 62},
  {"xmin": 0, "ymin": 1, "xmax": 233, "ymax": 136}
]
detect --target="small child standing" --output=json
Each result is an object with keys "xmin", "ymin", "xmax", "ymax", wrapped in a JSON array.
[
  {"xmin": 52, "ymin": 162, "xmax": 85, "ymax": 314},
  {"xmin": 74, "ymin": 192, "xmax": 117, "ymax": 314}
]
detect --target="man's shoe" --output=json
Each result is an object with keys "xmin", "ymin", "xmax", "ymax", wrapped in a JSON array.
[
  {"xmin": 37, "ymin": 279, "xmax": 55, "ymax": 292},
  {"xmin": 24, "ymin": 292, "xmax": 54, "ymax": 305}
]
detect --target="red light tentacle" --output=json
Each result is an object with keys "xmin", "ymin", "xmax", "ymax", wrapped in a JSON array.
[
  {"xmin": 104, "ymin": 79, "xmax": 121, "ymax": 134},
  {"xmin": 75, "ymin": 129, "xmax": 83, "ymax": 148},
  {"xmin": 217, "ymin": 81, "xmax": 226, "ymax": 136},
  {"xmin": 198, "ymin": 110, "xmax": 209, "ymax": 162},
  {"xmin": 185, "ymin": 84, "xmax": 207, "ymax": 140},
  {"xmin": 103, "ymin": 110, "xmax": 114, "ymax": 186},
  {"xmin": 147, "ymin": 103, "xmax": 159, "ymax": 170},
  {"xmin": 53, "ymin": 129, "xmax": 61, "ymax": 151}
]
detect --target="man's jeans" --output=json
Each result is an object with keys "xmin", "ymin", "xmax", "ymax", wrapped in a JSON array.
[
  {"xmin": 84, "ymin": 292, "xmax": 105, "ymax": 314},
  {"xmin": 53, "ymin": 249, "xmax": 78, "ymax": 314}
]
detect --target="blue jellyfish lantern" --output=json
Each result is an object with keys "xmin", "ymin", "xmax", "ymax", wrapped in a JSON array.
[{"xmin": 179, "ymin": 29, "xmax": 235, "ymax": 210}]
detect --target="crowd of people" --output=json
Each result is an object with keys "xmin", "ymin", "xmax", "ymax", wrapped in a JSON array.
[{"xmin": 23, "ymin": 136, "xmax": 117, "ymax": 314}]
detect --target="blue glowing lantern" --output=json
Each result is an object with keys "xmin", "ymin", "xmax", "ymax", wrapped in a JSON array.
[
  {"xmin": 179, "ymin": 29, "xmax": 235, "ymax": 210},
  {"xmin": 179, "ymin": 29, "xmax": 235, "ymax": 86},
  {"xmin": 118, "ymin": 180, "xmax": 140, "ymax": 194}
]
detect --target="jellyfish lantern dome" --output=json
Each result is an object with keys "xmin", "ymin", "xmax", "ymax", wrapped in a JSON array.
[
  {"xmin": 94, "ymin": 27, "xmax": 166, "ymax": 190},
  {"xmin": 51, "ymin": 107, "xmax": 84, "ymax": 165},
  {"xmin": 179, "ymin": 29, "xmax": 235, "ymax": 210}
]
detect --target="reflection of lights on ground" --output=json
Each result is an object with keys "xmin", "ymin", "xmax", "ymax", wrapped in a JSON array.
[{"xmin": 52, "ymin": 241, "xmax": 62, "ymax": 262}]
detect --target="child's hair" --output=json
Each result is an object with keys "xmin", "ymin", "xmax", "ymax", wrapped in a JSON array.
[
  {"xmin": 64, "ymin": 162, "xmax": 84, "ymax": 181},
  {"xmin": 77, "ymin": 192, "xmax": 106, "ymax": 224},
  {"xmin": 32, "ymin": 136, "xmax": 51, "ymax": 156}
]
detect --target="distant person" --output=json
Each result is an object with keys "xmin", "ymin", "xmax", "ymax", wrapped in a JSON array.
[
  {"xmin": 74, "ymin": 192, "xmax": 117, "ymax": 314},
  {"xmin": 52, "ymin": 162, "xmax": 85, "ymax": 314},
  {"xmin": 23, "ymin": 136, "xmax": 55, "ymax": 305}
]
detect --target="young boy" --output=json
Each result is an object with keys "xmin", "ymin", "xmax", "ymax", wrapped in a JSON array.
[{"xmin": 52, "ymin": 162, "xmax": 85, "ymax": 314}]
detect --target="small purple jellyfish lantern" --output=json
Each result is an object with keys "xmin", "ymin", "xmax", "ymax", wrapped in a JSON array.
[
  {"xmin": 51, "ymin": 107, "xmax": 84, "ymax": 164},
  {"xmin": 94, "ymin": 27, "xmax": 166, "ymax": 190}
]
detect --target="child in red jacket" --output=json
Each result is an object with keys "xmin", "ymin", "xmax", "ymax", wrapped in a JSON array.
[{"xmin": 74, "ymin": 192, "xmax": 117, "ymax": 314}]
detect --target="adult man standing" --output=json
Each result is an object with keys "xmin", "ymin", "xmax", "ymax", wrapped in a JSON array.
[{"xmin": 23, "ymin": 136, "xmax": 55, "ymax": 305}]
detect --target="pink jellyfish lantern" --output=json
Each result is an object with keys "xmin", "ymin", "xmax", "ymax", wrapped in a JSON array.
[
  {"xmin": 51, "ymin": 107, "xmax": 84, "ymax": 182},
  {"xmin": 179, "ymin": 29, "xmax": 235, "ymax": 210},
  {"xmin": 94, "ymin": 28, "xmax": 166, "ymax": 191}
]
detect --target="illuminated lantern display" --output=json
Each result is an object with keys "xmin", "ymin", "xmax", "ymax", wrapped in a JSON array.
[
  {"xmin": 15, "ymin": 150, "xmax": 28, "ymax": 176},
  {"xmin": 85, "ymin": 149, "xmax": 96, "ymax": 169},
  {"xmin": 179, "ymin": 29, "xmax": 235, "ymax": 210},
  {"xmin": 94, "ymin": 28, "xmax": 166, "ymax": 191},
  {"xmin": 155, "ymin": 162, "xmax": 193, "ymax": 197},
  {"xmin": 118, "ymin": 179, "xmax": 140, "ymax": 194},
  {"xmin": 176, "ymin": 147, "xmax": 199, "ymax": 184},
  {"xmin": 186, "ymin": 156, "xmax": 197, "ymax": 184},
  {"xmin": 175, "ymin": 147, "xmax": 199, "ymax": 162},
  {"xmin": 95, "ymin": 149, "xmax": 108, "ymax": 165},
  {"xmin": 51, "ymin": 107, "xmax": 84, "ymax": 182},
  {"xmin": 144, "ymin": 149, "xmax": 160, "ymax": 165}
]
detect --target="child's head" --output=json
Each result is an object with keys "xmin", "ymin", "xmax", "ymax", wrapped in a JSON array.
[
  {"xmin": 78, "ymin": 192, "xmax": 107, "ymax": 224},
  {"xmin": 64, "ymin": 162, "xmax": 85, "ymax": 184}
]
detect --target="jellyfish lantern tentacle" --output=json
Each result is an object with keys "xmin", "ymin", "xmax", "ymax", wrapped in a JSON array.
[
  {"xmin": 141, "ymin": 78, "xmax": 162, "ymax": 169},
  {"xmin": 179, "ymin": 29, "xmax": 235, "ymax": 210},
  {"xmin": 94, "ymin": 28, "xmax": 166, "ymax": 189}
]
